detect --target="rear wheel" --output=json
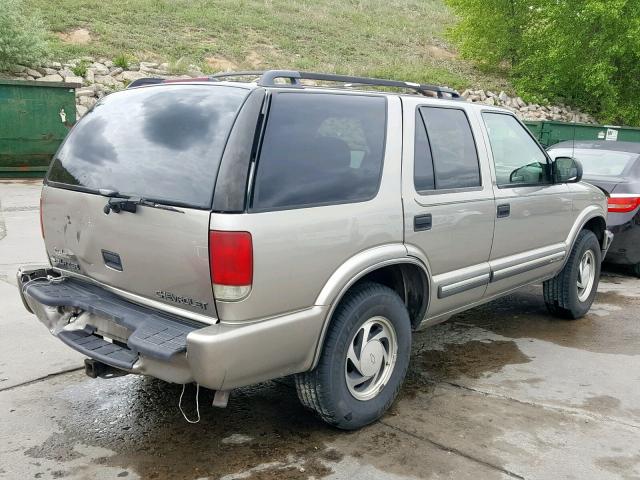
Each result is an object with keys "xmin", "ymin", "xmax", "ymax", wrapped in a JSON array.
[
  {"xmin": 544, "ymin": 229, "xmax": 601, "ymax": 319},
  {"xmin": 295, "ymin": 282, "xmax": 411, "ymax": 430}
]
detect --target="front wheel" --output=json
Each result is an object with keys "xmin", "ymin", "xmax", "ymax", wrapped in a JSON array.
[
  {"xmin": 295, "ymin": 282, "xmax": 411, "ymax": 430},
  {"xmin": 544, "ymin": 229, "xmax": 601, "ymax": 319}
]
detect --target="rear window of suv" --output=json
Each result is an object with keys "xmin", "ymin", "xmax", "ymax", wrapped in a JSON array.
[
  {"xmin": 550, "ymin": 148, "xmax": 637, "ymax": 177},
  {"xmin": 251, "ymin": 92, "xmax": 386, "ymax": 211},
  {"xmin": 47, "ymin": 84, "xmax": 249, "ymax": 208}
]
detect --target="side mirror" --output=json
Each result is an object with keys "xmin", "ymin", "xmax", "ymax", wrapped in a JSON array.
[{"xmin": 553, "ymin": 156, "xmax": 583, "ymax": 183}]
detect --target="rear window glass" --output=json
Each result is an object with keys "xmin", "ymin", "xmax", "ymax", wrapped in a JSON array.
[
  {"xmin": 251, "ymin": 92, "xmax": 386, "ymax": 211},
  {"xmin": 550, "ymin": 148, "xmax": 637, "ymax": 176},
  {"xmin": 48, "ymin": 85, "xmax": 249, "ymax": 208}
]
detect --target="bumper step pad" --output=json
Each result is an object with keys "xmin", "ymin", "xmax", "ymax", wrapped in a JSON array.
[
  {"xmin": 24, "ymin": 278, "xmax": 203, "ymax": 367},
  {"xmin": 59, "ymin": 327, "xmax": 138, "ymax": 369}
]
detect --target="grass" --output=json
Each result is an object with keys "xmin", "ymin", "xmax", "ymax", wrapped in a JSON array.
[
  {"xmin": 23, "ymin": 0, "xmax": 509, "ymax": 91},
  {"xmin": 112, "ymin": 53, "xmax": 130, "ymax": 69},
  {"xmin": 71, "ymin": 59, "xmax": 88, "ymax": 76}
]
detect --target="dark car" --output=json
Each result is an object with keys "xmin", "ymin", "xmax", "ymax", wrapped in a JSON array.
[{"xmin": 549, "ymin": 141, "xmax": 640, "ymax": 276}]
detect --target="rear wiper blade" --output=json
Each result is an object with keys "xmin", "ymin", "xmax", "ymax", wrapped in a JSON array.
[
  {"xmin": 103, "ymin": 196, "xmax": 184, "ymax": 214},
  {"xmin": 99, "ymin": 188, "xmax": 125, "ymax": 198},
  {"xmin": 138, "ymin": 198, "xmax": 185, "ymax": 213}
]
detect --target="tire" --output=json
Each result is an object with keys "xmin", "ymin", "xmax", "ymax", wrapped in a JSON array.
[
  {"xmin": 633, "ymin": 263, "xmax": 640, "ymax": 278},
  {"xmin": 295, "ymin": 282, "xmax": 411, "ymax": 430},
  {"xmin": 543, "ymin": 229, "xmax": 601, "ymax": 319}
]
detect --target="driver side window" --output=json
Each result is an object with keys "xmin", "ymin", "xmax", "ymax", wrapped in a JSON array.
[{"xmin": 482, "ymin": 112, "xmax": 551, "ymax": 187}]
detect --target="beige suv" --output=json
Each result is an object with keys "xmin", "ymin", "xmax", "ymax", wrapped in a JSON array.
[{"xmin": 18, "ymin": 71, "xmax": 612, "ymax": 429}]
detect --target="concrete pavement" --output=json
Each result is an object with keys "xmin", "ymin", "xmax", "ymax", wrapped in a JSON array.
[{"xmin": 0, "ymin": 179, "xmax": 83, "ymax": 390}]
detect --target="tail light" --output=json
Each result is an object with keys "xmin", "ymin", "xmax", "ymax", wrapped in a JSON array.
[
  {"xmin": 39, "ymin": 194, "xmax": 44, "ymax": 238},
  {"xmin": 608, "ymin": 195, "xmax": 640, "ymax": 213},
  {"xmin": 209, "ymin": 231, "xmax": 253, "ymax": 301}
]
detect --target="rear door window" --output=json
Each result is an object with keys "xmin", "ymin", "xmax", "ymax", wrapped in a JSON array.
[
  {"xmin": 251, "ymin": 92, "xmax": 386, "ymax": 211},
  {"xmin": 48, "ymin": 84, "xmax": 249, "ymax": 208},
  {"xmin": 414, "ymin": 109, "xmax": 436, "ymax": 191},
  {"xmin": 414, "ymin": 106, "xmax": 481, "ymax": 191}
]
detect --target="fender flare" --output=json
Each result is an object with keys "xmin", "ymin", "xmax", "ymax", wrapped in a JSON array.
[
  {"xmin": 562, "ymin": 205, "xmax": 607, "ymax": 268},
  {"xmin": 310, "ymin": 244, "xmax": 431, "ymax": 368}
]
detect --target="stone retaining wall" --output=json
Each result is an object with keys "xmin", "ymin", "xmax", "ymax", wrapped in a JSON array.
[{"xmin": 4, "ymin": 57, "xmax": 597, "ymax": 124}]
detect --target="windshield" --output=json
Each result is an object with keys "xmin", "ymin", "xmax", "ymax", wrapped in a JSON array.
[
  {"xmin": 550, "ymin": 148, "xmax": 637, "ymax": 177},
  {"xmin": 47, "ymin": 84, "xmax": 249, "ymax": 208}
]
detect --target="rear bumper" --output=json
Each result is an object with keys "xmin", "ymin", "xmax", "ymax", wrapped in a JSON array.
[
  {"xmin": 605, "ymin": 223, "xmax": 639, "ymax": 266},
  {"xmin": 17, "ymin": 266, "xmax": 326, "ymax": 390},
  {"xmin": 602, "ymin": 229, "xmax": 614, "ymax": 259}
]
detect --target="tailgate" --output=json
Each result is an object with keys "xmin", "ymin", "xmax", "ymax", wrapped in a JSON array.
[{"xmin": 42, "ymin": 185, "xmax": 216, "ymax": 322}]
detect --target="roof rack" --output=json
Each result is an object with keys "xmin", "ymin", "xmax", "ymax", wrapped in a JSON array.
[{"xmin": 209, "ymin": 70, "xmax": 461, "ymax": 99}]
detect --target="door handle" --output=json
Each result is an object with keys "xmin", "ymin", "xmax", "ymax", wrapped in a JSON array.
[
  {"xmin": 497, "ymin": 204, "xmax": 510, "ymax": 218},
  {"xmin": 414, "ymin": 214, "xmax": 432, "ymax": 231}
]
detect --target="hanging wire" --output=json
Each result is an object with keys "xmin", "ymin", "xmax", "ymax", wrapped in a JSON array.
[{"xmin": 178, "ymin": 383, "xmax": 201, "ymax": 424}]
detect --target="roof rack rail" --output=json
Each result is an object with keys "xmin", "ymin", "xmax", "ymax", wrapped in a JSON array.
[{"xmin": 209, "ymin": 70, "xmax": 461, "ymax": 99}]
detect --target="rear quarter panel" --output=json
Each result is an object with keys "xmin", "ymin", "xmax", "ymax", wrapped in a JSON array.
[{"xmin": 211, "ymin": 96, "xmax": 404, "ymax": 323}]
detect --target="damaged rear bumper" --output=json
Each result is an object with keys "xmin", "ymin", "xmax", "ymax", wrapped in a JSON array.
[
  {"xmin": 17, "ymin": 266, "xmax": 326, "ymax": 390},
  {"xmin": 602, "ymin": 229, "xmax": 614, "ymax": 259}
]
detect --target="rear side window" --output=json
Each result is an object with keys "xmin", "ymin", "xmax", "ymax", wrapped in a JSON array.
[
  {"xmin": 251, "ymin": 93, "xmax": 386, "ymax": 211},
  {"xmin": 414, "ymin": 109, "xmax": 436, "ymax": 191},
  {"xmin": 48, "ymin": 85, "xmax": 249, "ymax": 208},
  {"xmin": 414, "ymin": 107, "xmax": 481, "ymax": 191}
]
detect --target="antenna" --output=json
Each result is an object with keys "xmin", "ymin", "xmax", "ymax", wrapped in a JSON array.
[{"xmin": 571, "ymin": 117, "xmax": 576, "ymax": 160}]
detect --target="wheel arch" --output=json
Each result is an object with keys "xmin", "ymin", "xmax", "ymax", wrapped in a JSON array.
[
  {"xmin": 562, "ymin": 206, "xmax": 607, "ymax": 268},
  {"xmin": 312, "ymin": 246, "xmax": 430, "ymax": 369},
  {"xmin": 582, "ymin": 216, "xmax": 607, "ymax": 248}
]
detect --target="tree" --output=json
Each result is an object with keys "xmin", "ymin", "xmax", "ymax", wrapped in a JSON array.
[{"xmin": 445, "ymin": 0, "xmax": 640, "ymax": 125}]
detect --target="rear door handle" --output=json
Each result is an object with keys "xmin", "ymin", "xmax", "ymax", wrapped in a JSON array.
[
  {"xmin": 414, "ymin": 214, "xmax": 432, "ymax": 231},
  {"xmin": 497, "ymin": 204, "xmax": 510, "ymax": 218}
]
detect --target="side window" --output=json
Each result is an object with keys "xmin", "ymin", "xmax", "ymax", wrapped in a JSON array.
[
  {"xmin": 482, "ymin": 112, "xmax": 550, "ymax": 186},
  {"xmin": 252, "ymin": 93, "xmax": 386, "ymax": 210},
  {"xmin": 414, "ymin": 110, "xmax": 435, "ymax": 191},
  {"xmin": 414, "ymin": 107, "xmax": 481, "ymax": 191}
]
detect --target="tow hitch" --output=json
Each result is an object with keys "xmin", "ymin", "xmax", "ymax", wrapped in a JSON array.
[{"xmin": 84, "ymin": 359, "xmax": 128, "ymax": 379}]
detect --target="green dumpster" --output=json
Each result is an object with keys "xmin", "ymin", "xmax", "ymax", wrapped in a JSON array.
[
  {"xmin": 524, "ymin": 120, "xmax": 640, "ymax": 148},
  {"xmin": 524, "ymin": 120, "xmax": 544, "ymax": 142},
  {"xmin": 0, "ymin": 79, "xmax": 80, "ymax": 178}
]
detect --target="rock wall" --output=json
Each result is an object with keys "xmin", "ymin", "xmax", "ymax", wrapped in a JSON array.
[
  {"xmin": 5, "ymin": 57, "xmax": 597, "ymax": 124},
  {"xmin": 461, "ymin": 89, "xmax": 596, "ymax": 124},
  {"xmin": 6, "ymin": 57, "xmax": 200, "ymax": 118}
]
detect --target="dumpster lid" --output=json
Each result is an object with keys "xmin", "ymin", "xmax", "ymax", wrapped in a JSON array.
[{"xmin": 0, "ymin": 78, "xmax": 82, "ymax": 89}]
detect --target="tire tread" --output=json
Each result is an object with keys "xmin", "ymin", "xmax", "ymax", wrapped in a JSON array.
[
  {"xmin": 543, "ymin": 229, "xmax": 600, "ymax": 319},
  {"xmin": 295, "ymin": 282, "xmax": 408, "ymax": 428}
]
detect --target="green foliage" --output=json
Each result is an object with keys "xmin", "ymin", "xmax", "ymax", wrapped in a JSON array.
[
  {"xmin": 72, "ymin": 60, "xmax": 89, "ymax": 77},
  {"xmin": 445, "ymin": 0, "xmax": 640, "ymax": 125},
  {"xmin": 113, "ymin": 54, "xmax": 130, "ymax": 69},
  {"xmin": 446, "ymin": 0, "xmax": 530, "ymax": 70},
  {"xmin": 0, "ymin": 0, "xmax": 49, "ymax": 70}
]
